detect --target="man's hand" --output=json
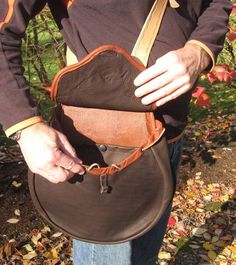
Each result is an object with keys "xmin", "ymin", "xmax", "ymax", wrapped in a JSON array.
[
  {"xmin": 134, "ymin": 44, "xmax": 211, "ymax": 107},
  {"xmin": 18, "ymin": 122, "xmax": 85, "ymax": 183}
]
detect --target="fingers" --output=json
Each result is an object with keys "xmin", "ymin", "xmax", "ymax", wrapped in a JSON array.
[
  {"xmin": 140, "ymin": 75, "xmax": 191, "ymax": 105},
  {"xmin": 18, "ymin": 123, "xmax": 86, "ymax": 184},
  {"xmin": 134, "ymin": 52, "xmax": 177, "ymax": 87},
  {"xmin": 38, "ymin": 165, "xmax": 74, "ymax": 184},
  {"xmin": 155, "ymin": 84, "xmax": 190, "ymax": 107},
  {"xmin": 133, "ymin": 48, "xmax": 200, "ymax": 107},
  {"xmin": 57, "ymin": 131, "xmax": 77, "ymax": 158},
  {"xmin": 54, "ymin": 148, "xmax": 85, "ymax": 175},
  {"xmin": 134, "ymin": 58, "xmax": 167, "ymax": 87},
  {"xmin": 135, "ymin": 70, "xmax": 174, "ymax": 98}
]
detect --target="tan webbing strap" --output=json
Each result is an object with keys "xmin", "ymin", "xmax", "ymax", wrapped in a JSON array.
[
  {"xmin": 131, "ymin": 0, "xmax": 169, "ymax": 67},
  {"xmin": 66, "ymin": 0, "xmax": 179, "ymax": 66},
  {"xmin": 66, "ymin": 45, "xmax": 78, "ymax": 66}
]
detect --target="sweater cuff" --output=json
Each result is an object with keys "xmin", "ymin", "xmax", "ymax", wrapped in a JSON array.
[
  {"xmin": 5, "ymin": 116, "xmax": 43, "ymax": 137},
  {"xmin": 186, "ymin": 40, "xmax": 215, "ymax": 72}
]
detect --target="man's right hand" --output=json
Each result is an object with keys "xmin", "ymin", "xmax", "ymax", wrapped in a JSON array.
[{"xmin": 17, "ymin": 122, "xmax": 85, "ymax": 183}]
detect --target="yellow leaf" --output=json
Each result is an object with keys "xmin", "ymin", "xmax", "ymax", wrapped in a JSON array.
[
  {"xmin": 23, "ymin": 244, "xmax": 34, "ymax": 252},
  {"xmin": 41, "ymin": 226, "xmax": 51, "ymax": 234},
  {"xmin": 23, "ymin": 251, "xmax": 37, "ymax": 260},
  {"xmin": 31, "ymin": 233, "xmax": 42, "ymax": 246},
  {"xmin": 219, "ymin": 194, "xmax": 229, "ymax": 201},
  {"xmin": 208, "ymin": 250, "xmax": 217, "ymax": 261},
  {"xmin": 228, "ymin": 246, "xmax": 236, "ymax": 254},
  {"xmin": 23, "ymin": 261, "xmax": 30, "ymax": 265},
  {"xmin": 43, "ymin": 248, "xmax": 58, "ymax": 260},
  {"xmin": 51, "ymin": 248, "xmax": 58, "ymax": 259},
  {"xmin": 158, "ymin": 251, "xmax": 171, "ymax": 260},
  {"xmin": 203, "ymin": 242, "xmax": 215, "ymax": 251}
]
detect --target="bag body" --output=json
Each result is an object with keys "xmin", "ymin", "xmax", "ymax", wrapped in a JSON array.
[{"xmin": 28, "ymin": 45, "xmax": 174, "ymax": 244}]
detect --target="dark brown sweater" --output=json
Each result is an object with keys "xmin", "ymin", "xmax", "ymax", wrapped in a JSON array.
[{"xmin": 0, "ymin": 0, "xmax": 232, "ymax": 138}]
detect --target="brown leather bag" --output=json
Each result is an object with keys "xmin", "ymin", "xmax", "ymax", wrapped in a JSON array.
[{"xmin": 28, "ymin": 0, "xmax": 176, "ymax": 244}]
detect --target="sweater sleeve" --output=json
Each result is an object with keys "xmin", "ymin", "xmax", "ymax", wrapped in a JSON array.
[
  {"xmin": 187, "ymin": 0, "xmax": 232, "ymax": 68},
  {"xmin": 0, "ymin": 0, "xmax": 47, "ymax": 134}
]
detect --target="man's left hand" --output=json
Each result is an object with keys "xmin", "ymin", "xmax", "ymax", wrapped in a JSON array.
[{"xmin": 134, "ymin": 44, "xmax": 211, "ymax": 107}]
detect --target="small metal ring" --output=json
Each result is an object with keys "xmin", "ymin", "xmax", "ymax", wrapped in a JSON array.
[{"xmin": 87, "ymin": 163, "xmax": 100, "ymax": 171}]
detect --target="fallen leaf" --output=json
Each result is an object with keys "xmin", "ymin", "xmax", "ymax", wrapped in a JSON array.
[
  {"xmin": 23, "ymin": 250, "xmax": 37, "ymax": 260},
  {"xmin": 7, "ymin": 218, "xmax": 19, "ymax": 224},
  {"xmin": 192, "ymin": 227, "xmax": 208, "ymax": 236},
  {"xmin": 51, "ymin": 232, "xmax": 63, "ymax": 238},
  {"xmin": 12, "ymin": 181, "xmax": 22, "ymax": 188},
  {"xmin": 14, "ymin": 209, "xmax": 21, "ymax": 216},
  {"xmin": 24, "ymin": 244, "xmax": 34, "ymax": 252},
  {"xmin": 158, "ymin": 251, "xmax": 171, "ymax": 260},
  {"xmin": 203, "ymin": 242, "xmax": 215, "ymax": 251},
  {"xmin": 208, "ymin": 250, "xmax": 217, "ymax": 261},
  {"xmin": 215, "ymin": 229, "xmax": 223, "ymax": 236},
  {"xmin": 31, "ymin": 233, "xmax": 42, "ymax": 246},
  {"xmin": 41, "ymin": 226, "xmax": 51, "ymax": 234}
]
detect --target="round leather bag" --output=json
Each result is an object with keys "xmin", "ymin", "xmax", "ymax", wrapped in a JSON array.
[{"xmin": 28, "ymin": 46, "xmax": 174, "ymax": 244}]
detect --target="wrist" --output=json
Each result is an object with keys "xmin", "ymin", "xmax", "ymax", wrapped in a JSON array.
[
  {"xmin": 185, "ymin": 43, "xmax": 211, "ymax": 73},
  {"xmin": 10, "ymin": 121, "xmax": 46, "ymax": 143},
  {"xmin": 9, "ymin": 130, "xmax": 22, "ymax": 142},
  {"xmin": 17, "ymin": 121, "xmax": 46, "ymax": 143}
]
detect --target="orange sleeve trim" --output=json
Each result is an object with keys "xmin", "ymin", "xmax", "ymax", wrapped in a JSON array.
[
  {"xmin": 61, "ymin": 0, "xmax": 73, "ymax": 9},
  {"xmin": 0, "ymin": 0, "xmax": 16, "ymax": 30},
  {"xmin": 186, "ymin": 40, "xmax": 215, "ymax": 72},
  {"xmin": 5, "ymin": 116, "xmax": 43, "ymax": 137}
]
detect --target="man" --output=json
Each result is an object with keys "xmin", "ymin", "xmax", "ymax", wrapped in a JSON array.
[{"xmin": 0, "ymin": 1, "xmax": 232, "ymax": 264}]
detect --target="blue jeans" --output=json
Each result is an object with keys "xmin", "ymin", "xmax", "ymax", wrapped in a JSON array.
[{"xmin": 73, "ymin": 139, "xmax": 182, "ymax": 265}]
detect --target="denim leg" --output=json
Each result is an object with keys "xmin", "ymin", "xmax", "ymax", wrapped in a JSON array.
[
  {"xmin": 73, "ymin": 138, "xmax": 183, "ymax": 265},
  {"xmin": 73, "ymin": 240, "xmax": 131, "ymax": 265}
]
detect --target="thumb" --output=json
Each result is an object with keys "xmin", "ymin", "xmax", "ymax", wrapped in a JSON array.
[{"xmin": 57, "ymin": 131, "xmax": 82, "ymax": 163}]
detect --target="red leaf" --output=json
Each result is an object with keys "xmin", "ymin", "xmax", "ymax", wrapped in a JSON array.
[
  {"xmin": 223, "ymin": 72, "xmax": 233, "ymax": 85},
  {"xmin": 192, "ymin": 86, "xmax": 206, "ymax": 98},
  {"xmin": 207, "ymin": 72, "xmax": 217, "ymax": 84},
  {"xmin": 168, "ymin": 216, "xmax": 176, "ymax": 228},
  {"xmin": 211, "ymin": 65, "xmax": 233, "ymax": 85},
  {"xmin": 227, "ymin": 33, "xmax": 236, "ymax": 42},
  {"xmin": 216, "ymin": 72, "xmax": 225, "ymax": 82},
  {"xmin": 195, "ymin": 93, "xmax": 211, "ymax": 108},
  {"xmin": 213, "ymin": 65, "xmax": 229, "ymax": 73},
  {"xmin": 177, "ymin": 230, "xmax": 186, "ymax": 236},
  {"xmin": 231, "ymin": 6, "xmax": 236, "ymax": 14}
]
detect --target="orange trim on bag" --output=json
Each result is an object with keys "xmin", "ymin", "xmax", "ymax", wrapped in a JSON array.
[
  {"xmin": 50, "ymin": 45, "xmax": 146, "ymax": 100},
  {"xmin": 0, "ymin": 0, "xmax": 16, "ymax": 30}
]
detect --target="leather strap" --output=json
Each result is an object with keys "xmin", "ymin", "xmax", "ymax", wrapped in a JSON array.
[{"xmin": 131, "ymin": 0, "xmax": 169, "ymax": 66}]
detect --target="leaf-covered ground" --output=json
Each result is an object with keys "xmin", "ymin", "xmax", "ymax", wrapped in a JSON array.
[{"xmin": 0, "ymin": 114, "xmax": 235, "ymax": 265}]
